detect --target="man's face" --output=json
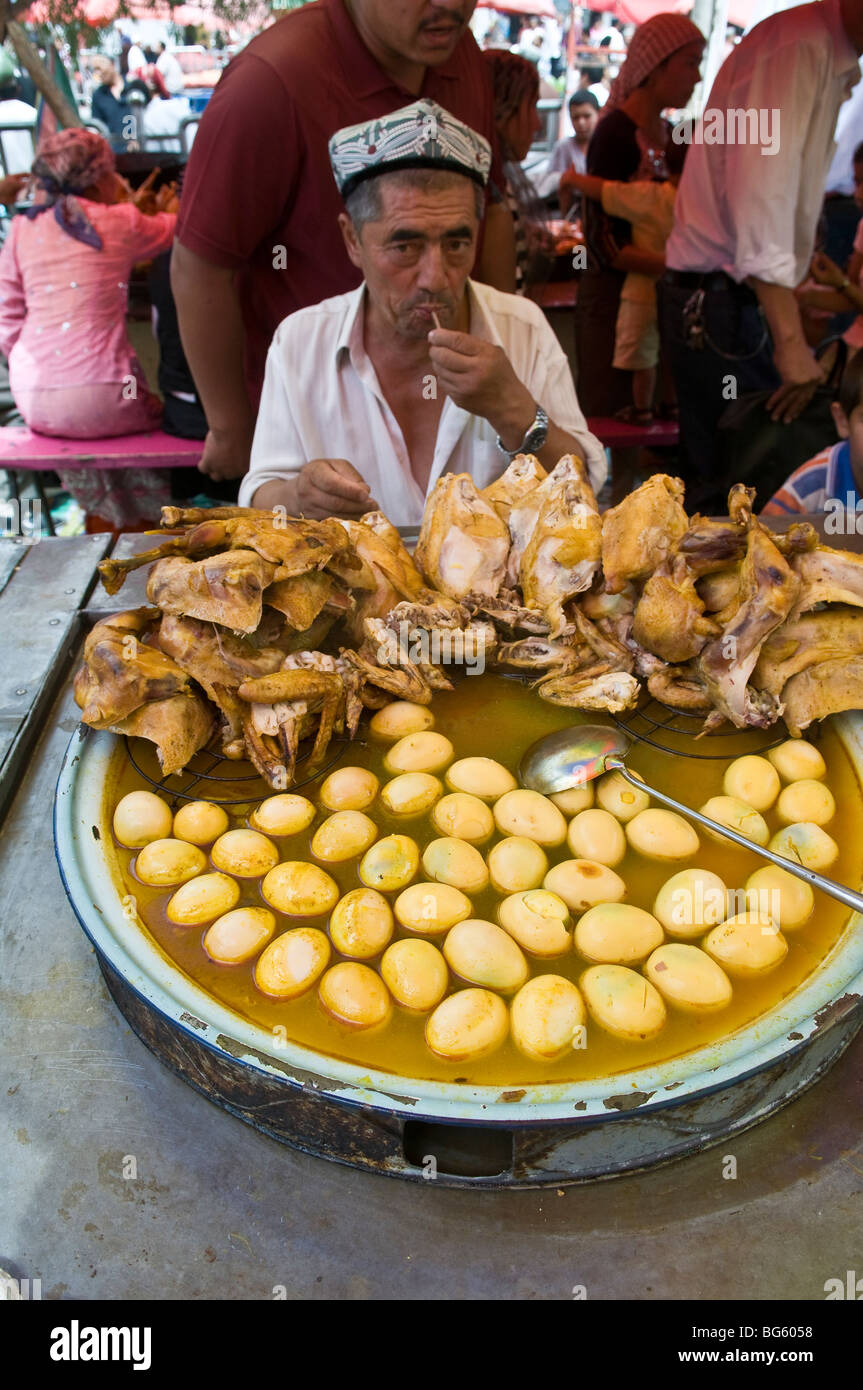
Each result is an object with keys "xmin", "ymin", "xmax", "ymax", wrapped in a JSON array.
[
  {"xmin": 342, "ymin": 177, "xmax": 479, "ymax": 339},
  {"xmin": 350, "ymin": 0, "xmax": 476, "ymax": 66},
  {"xmin": 570, "ymin": 102, "xmax": 598, "ymax": 144}
]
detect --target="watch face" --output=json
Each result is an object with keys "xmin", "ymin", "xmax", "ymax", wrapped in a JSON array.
[{"xmin": 524, "ymin": 423, "xmax": 548, "ymax": 452}]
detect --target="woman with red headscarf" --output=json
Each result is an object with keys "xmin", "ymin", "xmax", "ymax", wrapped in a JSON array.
[
  {"xmin": 482, "ymin": 49, "xmax": 548, "ymax": 295},
  {"xmin": 0, "ymin": 128, "xmax": 177, "ymax": 525},
  {"xmin": 575, "ymin": 13, "xmax": 704, "ymax": 419}
]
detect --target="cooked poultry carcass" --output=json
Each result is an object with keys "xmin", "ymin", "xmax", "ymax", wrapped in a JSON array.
[
  {"xmin": 74, "ymin": 609, "xmax": 190, "ymax": 727},
  {"xmin": 155, "ymin": 612, "xmax": 284, "ymax": 757},
  {"xmin": 601, "ymin": 474, "xmax": 688, "ymax": 594},
  {"xmin": 495, "ymin": 637, "xmax": 583, "ymax": 674},
  {"xmin": 534, "ymin": 670, "xmax": 640, "ymax": 713},
  {"xmin": 781, "ymin": 654, "xmax": 863, "ymax": 736},
  {"xmin": 470, "ymin": 588, "xmax": 551, "ymax": 637},
  {"xmin": 481, "ymin": 453, "xmax": 546, "ymax": 521},
  {"xmin": 697, "ymin": 519, "xmax": 800, "ymax": 730},
  {"xmin": 675, "ymin": 517, "xmax": 748, "ymax": 578},
  {"xmin": 506, "ymin": 454, "xmax": 596, "ymax": 590},
  {"xmin": 108, "ymin": 693, "xmax": 216, "ymax": 777},
  {"xmin": 363, "ymin": 617, "xmax": 455, "ymax": 692},
  {"xmin": 238, "ymin": 655, "xmax": 344, "ymax": 785},
  {"xmin": 569, "ymin": 606, "xmax": 635, "ymax": 674},
  {"xmin": 769, "ymin": 520, "xmax": 819, "ymax": 558},
  {"xmin": 647, "ymin": 664, "xmax": 712, "ymax": 712},
  {"xmin": 340, "ymin": 643, "xmax": 434, "ymax": 704},
  {"xmin": 632, "ymin": 556, "xmax": 720, "ymax": 665},
  {"xmin": 752, "ymin": 606, "xmax": 863, "ymax": 698},
  {"xmin": 519, "ymin": 457, "xmax": 602, "ymax": 637},
  {"xmin": 415, "ymin": 474, "xmax": 510, "ymax": 602},
  {"xmin": 580, "ymin": 581, "xmax": 637, "ymax": 622},
  {"xmin": 146, "ymin": 551, "xmax": 277, "ymax": 634},
  {"xmin": 789, "ymin": 545, "xmax": 863, "ymax": 618},
  {"xmin": 265, "ymin": 572, "xmax": 332, "ymax": 628},
  {"xmin": 340, "ymin": 511, "xmax": 426, "ymax": 640},
  {"xmin": 697, "ymin": 567, "xmax": 742, "ymax": 616},
  {"xmin": 98, "ymin": 513, "xmax": 354, "ymax": 596}
]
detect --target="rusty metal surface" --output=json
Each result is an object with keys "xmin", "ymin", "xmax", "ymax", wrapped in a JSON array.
[
  {"xmin": 0, "ymin": 534, "xmax": 110, "ymax": 826},
  {"xmin": 97, "ymin": 949, "xmax": 863, "ymax": 1188}
]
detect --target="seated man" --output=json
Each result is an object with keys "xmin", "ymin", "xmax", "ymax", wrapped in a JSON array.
[{"xmin": 239, "ymin": 100, "xmax": 605, "ymax": 526}]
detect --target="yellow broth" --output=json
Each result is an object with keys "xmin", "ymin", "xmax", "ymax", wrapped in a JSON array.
[{"xmin": 105, "ymin": 675, "xmax": 863, "ymax": 1086}]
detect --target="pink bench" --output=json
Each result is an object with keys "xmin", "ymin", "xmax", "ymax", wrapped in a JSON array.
[
  {"xmin": 0, "ymin": 426, "xmax": 204, "ymax": 471},
  {"xmin": 0, "ymin": 427, "xmax": 205, "ymax": 536},
  {"xmin": 587, "ymin": 416, "xmax": 680, "ymax": 451}
]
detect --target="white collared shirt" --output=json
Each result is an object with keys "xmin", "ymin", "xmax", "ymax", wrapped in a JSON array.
[
  {"xmin": 667, "ymin": 0, "xmax": 860, "ymax": 287},
  {"xmin": 240, "ymin": 279, "xmax": 607, "ymax": 526}
]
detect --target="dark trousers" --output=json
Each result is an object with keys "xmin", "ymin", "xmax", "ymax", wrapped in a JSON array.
[
  {"xmin": 574, "ymin": 269, "xmax": 633, "ymax": 416},
  {"xmin": 659, "ymin": 273, "xmax": 780, "ymax": 513}
]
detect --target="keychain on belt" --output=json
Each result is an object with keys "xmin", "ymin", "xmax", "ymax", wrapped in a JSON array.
[{"xmin": 683, "ymin": 288, "xmax": 706, "ymax": 350}]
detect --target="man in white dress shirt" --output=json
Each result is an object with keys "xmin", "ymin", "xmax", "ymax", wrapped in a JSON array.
[
  {"xmin": 240, "ymin": 99, "xmax": 605, "ymax": 525},
  {"xmin": 662, "ymin": 0, "xmax": 863, "ymax": 511}
]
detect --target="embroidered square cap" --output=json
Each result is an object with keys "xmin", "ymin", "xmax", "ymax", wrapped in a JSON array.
[{"xmin": 330, "ymin": 99, "xmax": 491, "ymax": 200}]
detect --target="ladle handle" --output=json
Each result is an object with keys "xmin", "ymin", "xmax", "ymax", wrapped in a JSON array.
[{"xmin": 605, "ymin": 757, "xmax": 863, "ymax": 917}]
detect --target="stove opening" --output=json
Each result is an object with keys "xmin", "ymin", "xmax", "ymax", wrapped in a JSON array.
[{"xmin": 403, "ymin": 1121, "xmax": 514, "ymax": 1179}]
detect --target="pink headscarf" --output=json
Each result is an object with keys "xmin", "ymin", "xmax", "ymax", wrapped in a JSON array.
[
  {"xmin": 28, "ymin": 128, "xmax": 116, "ymax": 251},
  {"xmin": 605, "ymin": 13, "xmax": 704, "ymax": 111}
]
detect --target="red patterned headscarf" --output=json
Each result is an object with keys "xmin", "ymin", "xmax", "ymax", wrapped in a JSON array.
[
  {"xmin": 27, "ymin": 128, "xmax": 116, "ymax": 251},
  {"xmin": 605, "ymin": 13, "xmax": 704, "ymax": 111}
]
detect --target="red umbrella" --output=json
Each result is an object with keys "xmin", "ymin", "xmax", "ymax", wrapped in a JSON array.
[
  {"xmin": 476, "ymin": 1, "xmax": 560, "ymax": 17},
  {"xmin": 585, "ymin": 0, "xmax": 757, "ymax": 31}
]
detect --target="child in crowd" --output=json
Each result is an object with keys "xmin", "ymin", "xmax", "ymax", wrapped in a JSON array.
[
  {"xmin": 763, "ymin": 349, "xmax": 863, "ymax": 515},
  {"xmin": 568, "ymin": 137, "xmax": 686, "ymax": 422},
  {"xmin": 531, "ymin": 89, "xmax": 599, "ymax": 209}
]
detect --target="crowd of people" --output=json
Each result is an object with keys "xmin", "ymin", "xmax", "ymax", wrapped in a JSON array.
[{"xmin": 0, "ymin": 0, "xmax": 862, "ymax": 534}]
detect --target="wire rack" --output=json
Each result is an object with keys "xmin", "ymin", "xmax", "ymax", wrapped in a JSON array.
[
  {"xmin": 123, "ymin": 734, "xmax": 353, "ymax": 809},
  {"xmin": 611, "ymin": 697, "xmax": 790, "ymax": 761}
]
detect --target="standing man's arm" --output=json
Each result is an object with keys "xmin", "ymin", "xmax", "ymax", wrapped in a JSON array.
[
  {"xmin": 474, "ymin": 199, "xmax": 516, "ymax": 293},
  {"xmin": 747, "ymin": 280, "xmax": 824, "ymax": 424},
  {"xmin": 723, "ymin": 43, "xmax": 826, "ymax": 422},
  {"xmin": 172, "ymin": 55, "xmax": 302, "ymax": 481},
  {"xmin": 171, "ymin": 243, "xmax": 255, "ymax": 481}
]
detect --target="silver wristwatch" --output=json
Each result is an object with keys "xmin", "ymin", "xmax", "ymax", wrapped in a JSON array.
[{"xmin": 497, "ymin": 404, "xmax": 548, "ymax": 460}]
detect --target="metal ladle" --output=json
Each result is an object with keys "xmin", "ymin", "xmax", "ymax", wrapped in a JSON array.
[{"xmin": 519, "ymin": 724, "xmax": 863, "ymax": 916}]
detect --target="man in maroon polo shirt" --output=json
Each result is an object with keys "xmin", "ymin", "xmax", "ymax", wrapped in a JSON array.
[{"xmin": 172, "ymin": 0, "xmax": 513, "ymax": 483}]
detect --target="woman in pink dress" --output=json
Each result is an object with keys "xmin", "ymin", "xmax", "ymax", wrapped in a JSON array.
[{"xmin": 0, "ymin": 128, "xmax": 177, "ymax": 525}]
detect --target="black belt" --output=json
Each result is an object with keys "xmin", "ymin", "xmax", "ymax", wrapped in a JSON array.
[{"xmin": 664, "ymin": 268, "xmax": 755, "ymax": 297}]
